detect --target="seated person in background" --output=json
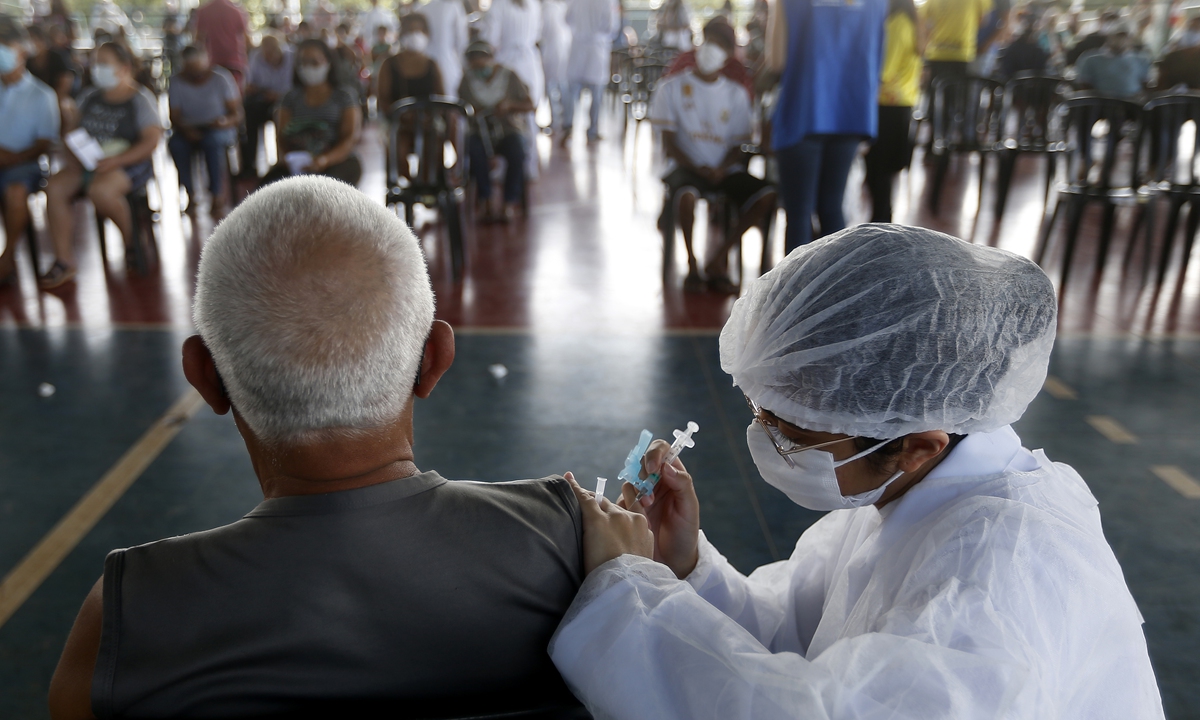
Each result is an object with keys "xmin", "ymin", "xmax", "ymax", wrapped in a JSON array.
[
  {"xmin": 47, "ymin": 176, "xmax": 585, "ymax": 719},
  {"xmin": 1156, "ymin": 16, "xmax": 1200, "ymax": 91},
  {"xmin": 168, "ymin": 45, "xmax": 242, "ymax": 219},
  {"xmin": 996, "ymin": 15, "xmax": 1051, "ymax": 78},
  {"xmin": 26, "ymin": 24, "xmax": 76, "ymax": 103},
  {"xmin": 261, "ymin": 39, "xmax": 362, "ymax": 186},
  {"xmin": 369, "ymin": 24, "xmax": 392, "ymax": 99},
  {"xmin": 663, "ymin": 17, "xmax": 752, "ymax": 99},
  {"xmin": 459, "ymin": 40, "xmax": 533, "ymax": 223},
  {"xmin": 332, "ymin": 22, "xmax": 365, "ymax": 99},
  {"xmin": 378, "ymin": 13, "xmax": 444, "ymax": 181},
  {"xmin": 377, "ymin": 13, "xmax": 443, "ymax": 111},
  {"xmin": 41, "ymin": 42, "xmax": 162, "ymax": 290},
  {"xmin": 651, "ymin": 35, "xmax": 775, "ymax": 294},
  {"xmin": 1065, "ymin": 9, "xmax": 1118, "ymax": 66},
  {"xmin": 240, "ymin": 31, "xmax": 293, "ymax": 178},
  {"xmin": 0, "ymin": 17, "xmax": 60, "ymax": 286},
  {"xmin": 1075, "ymin": 25, "xmax": 1150, "ymax": 99}
]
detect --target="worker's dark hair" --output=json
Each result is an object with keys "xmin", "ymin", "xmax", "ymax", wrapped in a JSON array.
[
  {"xmin": 853, "ymin": 433, "xmax": 965, "ymax": 474},
  {"xmin": 97, "ymin": 40, "xmax": 134, "ymax": 67}
]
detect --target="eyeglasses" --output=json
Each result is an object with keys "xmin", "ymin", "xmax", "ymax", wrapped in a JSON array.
[{"xmin": 744, "ymin": 394, "xmax": 857, "ymax": 468}]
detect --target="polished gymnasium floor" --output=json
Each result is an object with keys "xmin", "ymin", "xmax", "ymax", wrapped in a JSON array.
[{"xmin": 1, "ymin": 99, "xmax": 1199, "ymax": 718}]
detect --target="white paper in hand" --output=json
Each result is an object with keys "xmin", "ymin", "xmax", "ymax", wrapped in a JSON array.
[
  {"xmin": 65, "ymin": 129, "xmax": 106, "ymax": 172},
  {"xmin": 284, "ymin": 151, "xmax": 313, "ymax": 175}
]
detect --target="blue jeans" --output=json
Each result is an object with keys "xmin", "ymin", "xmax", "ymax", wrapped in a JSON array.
[
  {"xmin": 469, "ymin": 133, "xmax": 526, "ymax": 205},
  {"xmin": 776, "ymin": 135, "xmax": 862, "ymax": 252},
  {"xmin": 169, "ymin": 127, "xmax": 236, "ymax": 199},
  {"xmin": 563, "ymin": 82, "xmax": 603, "ymax": 139}
]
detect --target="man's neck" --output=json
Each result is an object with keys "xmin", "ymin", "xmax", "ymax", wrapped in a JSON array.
[{"xmin": 693, "ymin": 68, "xmax": 720, "ymax": 84}]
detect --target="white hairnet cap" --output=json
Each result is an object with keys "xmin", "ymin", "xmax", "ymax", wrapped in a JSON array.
[{"xmin": 720, "ymin": 224, "xmax": 1057, "ymax": 438}]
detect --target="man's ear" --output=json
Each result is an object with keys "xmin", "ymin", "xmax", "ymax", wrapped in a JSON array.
[
  {"xmin": 413, "ymin": 320, "xmax": 455, "ymax": 400},
  {"xmin": 182, "ymin": 335, "xmax": 232, "ymax": 415}
]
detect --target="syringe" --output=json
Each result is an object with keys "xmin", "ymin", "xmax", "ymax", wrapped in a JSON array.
[{"xmin": 618, "ymin": 422, "xmax": 700, "ymax": 501}]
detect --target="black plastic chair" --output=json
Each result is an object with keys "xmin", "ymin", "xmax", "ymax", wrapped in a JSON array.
[
  {"xmin": 927, "ymin": 75, "xmax": 1005, "ymax": 215},
  {"xmin": 1133, "ymin": 93, "xmax": 1200, "ymax": 286},
  {"xmin": 993, "ymin": 73, "xmax": 1068, "ymax": 220},
  {"xmin": 93, "ymin": 175, "xmax": 160, "ymax": 276},
  {"xmin": 386, "ymin": 96, "xmax": 472, "ymax": 281},
  {"xmin": 1034, "ymin": 94, "xmax": 1143, "ymax": 288}
]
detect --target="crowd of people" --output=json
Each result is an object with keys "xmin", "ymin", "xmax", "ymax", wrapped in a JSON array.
[{"xmin": 1, "ymin": 0, "xmax": 1200, "ymax": 293}]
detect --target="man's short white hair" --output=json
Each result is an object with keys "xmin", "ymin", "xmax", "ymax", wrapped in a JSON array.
[{"xmin": 193, "ymin": 176, "xmax": 435, "ymax": 445}]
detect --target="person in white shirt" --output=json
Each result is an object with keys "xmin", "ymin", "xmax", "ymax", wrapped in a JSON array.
[
  {"xmin": 361, "ymin": 0, "xmax": 399, "ymax": 44},
  {"xmin": 549, "ymin": 224, "xmax": 1165, "ymax": 720},
  {"xmin": 561, "ymin": 0, "xmax": 618, "ymax": 144},
  {"xmin": 482, "ymin": 0, "xmax": 543, "ymax": 111},
  {"xmin": 540, "ymin": 0, "xmax": 572, "ymax": 132},
  {"xmin": 423, "ymin": 0, "xmax": 469, "ymax": 100},
  {"xmin": 650, "ymin": 38, "xmax": 775, "ymax": 293}
]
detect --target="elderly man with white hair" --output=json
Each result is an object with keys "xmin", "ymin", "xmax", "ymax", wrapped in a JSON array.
[{"xmin": 47, "ymin": 177, "xmax": 586, "ymax": 720}]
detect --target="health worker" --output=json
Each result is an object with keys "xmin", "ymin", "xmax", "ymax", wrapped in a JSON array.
[{"xmin": 551, "ymin": 224, "xmax": 1165, "ymax": 720}]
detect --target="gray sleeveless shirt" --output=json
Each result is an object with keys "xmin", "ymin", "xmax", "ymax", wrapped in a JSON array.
[{"xmin": 92, "ymin": 472, "xmax": 584, "ymax": 718}]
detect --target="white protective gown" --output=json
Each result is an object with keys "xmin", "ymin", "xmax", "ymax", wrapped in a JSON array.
[
  {"xmin": 482, "ymin": 0, "xmax": 545, "ymax": 107},
  {"xmin": 550, "ymin": 426, "xmax": 1165, "ymax": 720},
  {"xmin": 566, "ymin": 0, "xmax": 618, "ymax": 86},
  {"xmin": 540, "ymin": 0, "xmax": 572, "ymax": 88},
  {"xmin": 423, "ymin": 0, "xmax": 469, "ymax": 99}
]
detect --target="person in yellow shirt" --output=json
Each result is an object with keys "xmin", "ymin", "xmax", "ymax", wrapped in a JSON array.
[{"xmin": 865, "ymin": 0, "xmax": 921, "ymax": 222}]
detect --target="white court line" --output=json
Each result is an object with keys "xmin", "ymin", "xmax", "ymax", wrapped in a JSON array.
[
  {"xmin": 1042, "ymin": 375, "xmax": 1078, "ymax": 400},
  {"xmin": 1085, "ymin": 416, "xmax": 1139, "ymax": 444},
  {"xmin": 0, "ymin": 389, "xmax": 205, "ymax": 629},
  {"xmin": 1151, "ymin": 466, "xmax": 1200, "ymax": 499}
]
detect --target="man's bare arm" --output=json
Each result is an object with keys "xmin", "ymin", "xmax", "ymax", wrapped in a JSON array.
[{"xmin": 48, "ymin": 577, "xmax": 103, "ymax": 720}]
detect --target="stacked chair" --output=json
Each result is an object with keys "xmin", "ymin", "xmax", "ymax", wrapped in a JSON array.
[
  {"xmin": 1134, "ymin": 94, "xmax": 1200, "ymax": 287},
  {"xmin": 927, "ymin": 75, "xmax": 1005, "ymax": 215},
  {"xmin": 992, "ymin": 73, "xmax": 1068, "ymax": 221}
]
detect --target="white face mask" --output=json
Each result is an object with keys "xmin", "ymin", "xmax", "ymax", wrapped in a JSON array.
[
  {"xmin": 695, "ymin": 42, "xmax": 728, "ymax": 76},
  {"xmin": 298, "ymin": 62, "xmax": 329, "ymax": 86},
  {"xmin": 400, "ymin": 32, "xmax": 429, "ymax": 53},
  {"xmin": 91, "ymin": 63, "xmax": 121, "ymax": 89},
  {"xmin": 746, "ymin": 422, "xmax": 905, "ymax": 512}
]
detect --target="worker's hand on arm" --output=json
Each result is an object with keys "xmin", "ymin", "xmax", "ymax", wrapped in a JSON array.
[
  {"xmin": 619, "ymin": 439, "xmax": 701, "ymax": 580},
  {"xmin": 564, "ymin": 472, "xmax": 654, "ymax": 575}
]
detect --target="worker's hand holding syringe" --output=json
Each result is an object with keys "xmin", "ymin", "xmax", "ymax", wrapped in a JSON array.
[{"xmin": 616, "ymin": 435, "xmax": 702, "ymax": 580}]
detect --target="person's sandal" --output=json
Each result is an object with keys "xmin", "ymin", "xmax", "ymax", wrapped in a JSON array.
[
  {"xmin": 38, "ymin": 261, "xmax": 77, "ymax": 290},
  {"xmin": 683, "ymin": 271, "xmax": 706, "ymax": 293}
]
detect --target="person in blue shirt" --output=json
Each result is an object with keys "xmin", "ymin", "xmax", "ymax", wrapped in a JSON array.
[
  {"xmin": 766, "ymin": 0, "xmax": 887, "ymax": 251},
  {"xmin": 1075, "ymin": 26, "xmax": 1150, "ymax": 100},
  {"xmin": 0, "ymin": 16, "xmax": 60, "ymax": 286}
]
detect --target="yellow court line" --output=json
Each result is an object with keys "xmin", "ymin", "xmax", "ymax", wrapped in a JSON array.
[
  {"xmin": 1042, "ymin": 375, "xmax": 1078, "ymax": 400},
  {"xmin": 1151, "ymin": 466, "xmax": 1200, "ymax": 499},
  {"xmin": 0, "ymin": 389, "xmax": 206, "ymax": 629},
  {"xmin": 1085, "ymin": 415, "xmax": 1139, "ymax": 444}
]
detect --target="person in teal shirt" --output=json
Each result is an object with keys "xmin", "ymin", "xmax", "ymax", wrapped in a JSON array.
[{"xmin": 1075, "ymin": 27, "xmax": 1150, "ymax": 99}]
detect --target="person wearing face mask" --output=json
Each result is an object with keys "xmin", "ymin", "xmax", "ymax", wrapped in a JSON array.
[
  {"xmin": 661, "ymin": 16, "xmax": 752, "ymax": 97},
  {"xmin": 377, "ymin": 13, "xmax": 443, "ymax": 111},
  {"xmin": 549, "ymin": 224, "xmax": 1165, "ymax": 720},
  {"xmin": 260, "ymin": 39, "xmax": 362, "ymax": 187},
  {"xmin": 0, "ymin": 16, "xmax": 60, "ymax": 288},
  {"xmin": 168, "ymin": 45, "xmax": 243, "ymax": 219},
  {"xmin": 241, "ymin": 32, "xmax": 294, "ymax": 178},
  {"xmin": 459, "ymin": 40, "xmax": 535, "ymax": 223},
  {"xmin": 378, "ymin": 14, "xmax": 445, "ymax": 182},
  {"xmin": 1075, "ymin": 26, "xmax": 1150, "ymax": 99},
  {"xmin": 651, "ymin": 26, "xmax": 775, "ymax": 294},
  {"xmin": 41, "ymin": 41, "xmax": 162, "ymax": 290}
]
